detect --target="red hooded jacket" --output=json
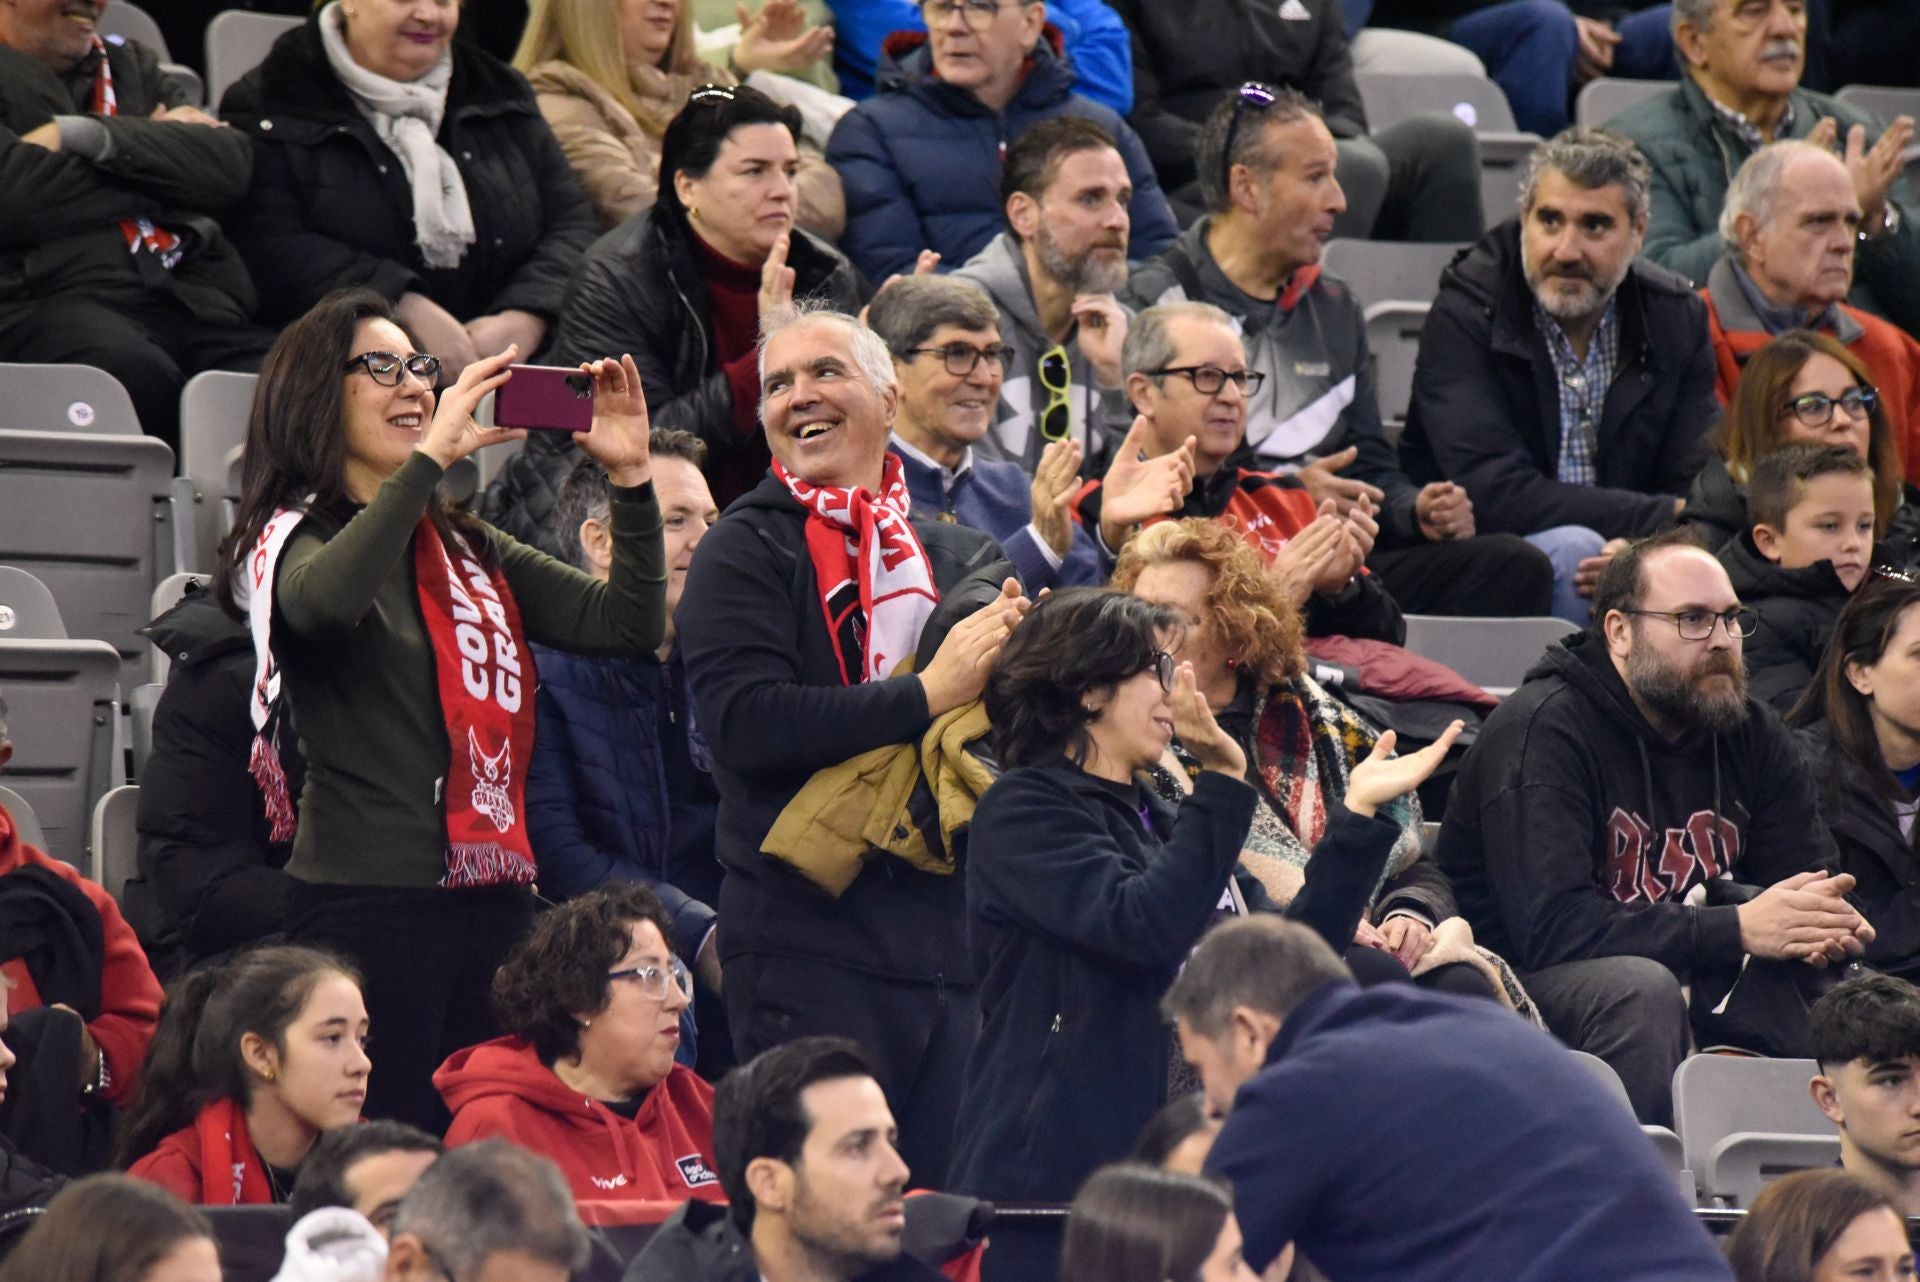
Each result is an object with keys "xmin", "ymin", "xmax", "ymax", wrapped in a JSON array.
[
  {"xmin": 436, "ymin": 1037, "xmax": 725, "ymax": 1210},
  {"xmin": 0, "ymin": 803, "xmax": 161, "ymax": 1107}
]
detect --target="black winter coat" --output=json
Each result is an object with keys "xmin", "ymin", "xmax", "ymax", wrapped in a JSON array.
[
  {"xmin": 1690, "ymin": 452, "xmax": 1920, "ymax": 573},
  {"xmin": 219, "ymin": 18, "xmax": 596, "ymax": 323},
  {"xmin": 1798, "ymin": 721, "xmax": 1920, "ymax": 983},
  {"xmin": 134, "ymin": 587, "xmax": 297, "ymax": 971},
  {"xmin": 1399, "ymin": 221, "xmax": 1719, "ymax": 539},
  {"xmin": 676, "ymin": 474, "xmax": 1009, "ymax": 983},
  {"xmin": 1717, "ymin": 533, "xmax": 1852, "ymax": 715},
  {"xmin": 480, "ymin": 210, "xmax": 863, "ymax": 555},
  {"xmin": 0, "ymin": 41, "xmax": 255, "ymax": 327},
  {"xmin": 623, "ymin": 1201, "xmax": 948, "ymax": 1282}
]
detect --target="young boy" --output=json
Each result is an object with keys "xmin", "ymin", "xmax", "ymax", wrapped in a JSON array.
[
  {"xmin": 1716, "ymin": 443, "xmax": 1876, "ymax": 711},
  {"xmin": 1809, "ymin": 973, "xmax": 1920, "ymax": 1218}
]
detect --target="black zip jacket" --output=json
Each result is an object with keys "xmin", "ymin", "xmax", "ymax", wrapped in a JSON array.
[
  {"xmin": 1435, "ymin": 629, "xmax": 1833, "ymax": 974},
  {"xmin": 675, "ymin": 474, "xmax": 1009, "ymax": 983},
  {"xmin": 1717, "ymin": 533, "xmax": 1853, "ymax": 715},
  {"xmin": 219, "ymin": 16, "xmax": 597, "ymax": 323},
  {"xmin": 622, "ymin": 1201, "xmax": 948, "ymax": 1282},
  {"xmin": 1398, "ymin": 221, "xmax": 1718, "ymax": 539},
  {"xmin": 1798, "ymin": 721, "xmax": 1920, "ymax": 983},
  {"xmin": 480, "ymin": 208, "xmax": 863, "ymax": 556}
]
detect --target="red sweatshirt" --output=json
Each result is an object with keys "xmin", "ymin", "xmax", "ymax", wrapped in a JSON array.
[
  {"xmin": 128, "ymin": 1096, "xmax": 277, "ymax": 1205},
  {"xmin": 0, "ymin": 803, "xmax": 161, "ymax": 1107},
  {"xmin": 436, "ymin": 1037, "xmax": 725, "ymax": 1209}
]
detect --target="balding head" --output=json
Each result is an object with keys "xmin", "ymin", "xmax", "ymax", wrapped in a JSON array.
[{"xmin": 1722, "ymin": 141, "xmax": 1860, "ymax": 313}]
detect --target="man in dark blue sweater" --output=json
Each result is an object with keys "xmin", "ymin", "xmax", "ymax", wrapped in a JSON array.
[{"xmin": 1166, "ymin": 916, "xmax": 1734, "ymax": 1282}]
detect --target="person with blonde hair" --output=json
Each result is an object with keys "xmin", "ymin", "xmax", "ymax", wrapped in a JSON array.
[{"xmin": 514, "ymin": 0, "xmax": 843, "ymax": 235}]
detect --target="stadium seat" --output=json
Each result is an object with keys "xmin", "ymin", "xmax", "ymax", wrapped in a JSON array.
[
  {"xmin": 1673, "ymin": 1055, "xmax": 1840, "ymax": 1207},
  {"xmin": 0, "ymin": 785, "xmax": 44, "ymax": 852},
  {"xmin": 1401, "ymin": 614, "xmax": 1581, "ymax": 698},
  {"xmin": 147, "ymin": 572, "xmax": 210, "ymax": 684},
  {"xmin": 1570, "ymin": 1050, "xmax": 1693, "ymax": 1200},
  {"xmin": 205, "ymin": 11, "xmax": 302, "ymax": 111},
  {"xmin": 1353, "ymin": 72, "xmax": 1543, "ymax": 230},
  {"xmin": 0, "ymin": 361, "xmax": 143, "ymax": 436},
  {"xmin": 130, "ymin": 681, "xmax": 162, "ymax": 780},
  {"xmin": 100, "ymin": 1, "xmax": 167, "ymax": 56},
  {"xmin": 91, "ymin": 784, "xmax": 139, "ymax": 902},
  {"xmin": 1362, "ymin": 300, "xmax": 1429, "ymax": 441},
  {"xmin": 1835, "ymin": 86, "xmax": 1920, "ymax": 186},
  {"xmin": 1574, "ymin": 78, "xmax": 1672, "ymax": 128},
  {"xmin": 0, "ymin": 565, "xmax": 67, "ymax": 640},
  {"xmin": 1322, "ymin": 240, "xmax": 1466, "ymax": 311},
  {"xmin": 0, "ymin": 633, "xmax": 124, "ymax": 866},
  {"xmin": 178, "ymin": 370, "xmax": 257, "ymax": 574}
]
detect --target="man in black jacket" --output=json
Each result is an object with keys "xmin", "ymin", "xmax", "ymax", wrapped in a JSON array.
[
  {"xmin": 1400, "ymin": 127, "xmax": 1720, "ymax": 620},
  {"xmin": 676, "ymin": 306, "xmax": 1023, "ymax": 1186},
  {"xmin": 0, "ymin": 0, "xmax": 272, "ymax": 448},
  {"xmin": 1436, "ymin": 528, "xmax": 1871, "ymax": 1124}
]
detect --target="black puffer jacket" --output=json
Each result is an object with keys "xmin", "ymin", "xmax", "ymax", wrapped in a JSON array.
[
  {"xmin": 0, "ymin": 40, "xmax": 255, "ymax": 327},
  {"xmin": 1716, "ymin": 532, "xmax": 1852, "ymax": 715},
  {"xmin": 1690, "ymin": 452, "xmax": 1920, "ymax": 572},
  {"xmin": 480, "ymin": 209, "xmax": 863, "ymax": 555},
  {"xmin": 134, "ymin": 586, "xmax": 299, "ymax": 972},
  {"xmin": 219, "ymin": 16, "xmax": 597, "ymax": 323},
  {"xmin": 1798, "ymin": 721, "xmax": 1920, "ymax": 983}
]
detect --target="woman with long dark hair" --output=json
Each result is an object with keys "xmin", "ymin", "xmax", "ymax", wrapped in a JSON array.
[
  {"xmin": 120, "ymin": 947, "xmax": 367, "ymax": 1205},
  {"xmin": 1059, "ymin": 1164, "xmax": 1262, "ymax": 1282},
  {"xmin": 483, "ymin": 81, "xmax": 862, "ymax": 550},
  {"xmin": 216, "ymin": 286, "xmax": 665, "ymax": 1129},
  {"xmin": 0, "ymin": 1175, "xmax": 218, "ymax": 1282},
  {"xmin": 1789, "ymin": 577, "xmax": 1920, "ymax": 984}
]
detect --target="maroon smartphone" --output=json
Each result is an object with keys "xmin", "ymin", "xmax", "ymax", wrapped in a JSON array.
[{"xmin": 494, "ymin": 364, "xmax": 595, "ymax": 433}]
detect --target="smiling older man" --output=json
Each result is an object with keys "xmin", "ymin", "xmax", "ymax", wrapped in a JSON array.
[
  {"xmin": 1703, "ymin": 140, "xmax": 1920, "ymax": 479},
  {"xmin": 675, "ymin": 304, "xmax": 1023, "ymax": 1186},
  {"xmin": 1611, "ymin": 0, "xmax": 1920, "ymax": 335}
]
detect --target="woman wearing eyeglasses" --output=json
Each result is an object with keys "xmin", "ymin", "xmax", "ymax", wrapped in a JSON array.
[
  {"xmin": 1788, "ymin": 578, "xmax": 1920, "ymax": 985},
  {"xmin": 948, "ymin": 588, "xmax": 1438, "ymax": 1201},
  {"xmin": 216, "ymin": 287, "xmax": 666, "ymax": 1131},
  {"xmin": 435, "ymin": 884, "xmax": 723, "ymax": 1208},
  {"xmin": 1686, "ymin": 329, "xmax": 1919, "ymax": 567},
  {"xmin": 484, "ymin": 82, "xmax": 864, "ymax": 550}
]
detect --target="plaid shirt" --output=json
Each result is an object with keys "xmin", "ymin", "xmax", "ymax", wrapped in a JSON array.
[
  {"xmin": 1706, "ymin": 92, "xmax": 1795, "ymax": 151},
  {"xmin": 1534, "ymin": 298, "xmax": 1620, "ymax": 488}
]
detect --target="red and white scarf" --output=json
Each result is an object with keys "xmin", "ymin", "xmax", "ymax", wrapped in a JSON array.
[
  {"xmin": 774, "ymin": 455, "xmax": 939, "ymax": 685},
  {"xmin": 241, "ymin": 508, "xmax": 537, "ymax": 888},
  {"xmin": 86, "ymin": 37, "xmax": 184, "ymax": 268},
  {"xmin": 189, "ymin": 1096, "xmax": 274, "ymax": 1205}
]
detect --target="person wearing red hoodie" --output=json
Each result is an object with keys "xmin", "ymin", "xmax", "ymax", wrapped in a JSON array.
[
  {"xmin": 0, "ymin": 699, "xmax": 161, "ymax": 1113},
  {"xmin": 436, "ymin": 884, "xmax": 722, "ymax": 1213}
]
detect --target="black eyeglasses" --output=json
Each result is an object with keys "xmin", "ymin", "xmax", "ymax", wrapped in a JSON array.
[
  {"xmin": 1147, "ymin": 365, "xmax": 1267, "ymax": 397},
  {"xmin": 1148, "ymin": 650, "xmax": 1176, "ymax": 693},
  {"xmin": 908, "ymin": 342, "xmax": 1015, "ymax": 377},
  {"xmin": 342, "ymin": 351, "xmax": 441, "ymax": 387},
  {"xmin": 1219, "ymin": 82, "xmax": 1276, "ymax": 199},
  {"xmin": 1039, "ymin": 345, "xmax": 1071, "ymax": 442},
  {"xmin": 920, "ymin": 0, "xmax": 1015, "ymax": 27},
  {"xmin": 1617, "ymin": 607, "xmax": 1760, "ymax": 641},
  {"xmin": 1785, "ymin": 386, "xmax": 1878, "ymax": 427}
]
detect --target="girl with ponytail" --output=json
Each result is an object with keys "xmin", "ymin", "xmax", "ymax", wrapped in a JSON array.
[{"xmin": 120, "ymin": 947, "xmax": 369, "ymax": 1205}]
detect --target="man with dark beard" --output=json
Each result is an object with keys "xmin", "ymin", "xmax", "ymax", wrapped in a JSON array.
[
  {"xmin": 1435, "ymin": 528, "xmax": 1872, "ymax": 1126},
  {"xmin": 951, "ymin": 116, "xmax": 1137, "ymax": 473}
]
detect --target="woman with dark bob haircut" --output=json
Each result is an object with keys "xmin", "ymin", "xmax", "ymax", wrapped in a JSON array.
[
  {"xmin": 1688, "ymin": 329, "xmax": 1917, "ymax": 563},
  {"xmin": 434, "ymin": 883, "xmax": 721, "ymax": 1208},
  {"xmin": 948, "ymin": 589, "xmax": 1453, "ymax": 1201},
  {"xmin": 0, "ymin": 1175, "xmax": 218, "ymax": 1282},
  {"xmin": 1724, "ymin": 1167, "xmax": 1913, "ymax": 1282},
  {"xmin": 483, "ymin": 80, "xmax": 864, "ymax": 552},
  {"xmin": 217, "ymin": 286, "xmax": 666, "ymax": 1130},
  {"xmin": 1789, "ymin": 577, "xmax": 1920, "ymax": 984},
  {"xmin": 1059, "ymin": 1163, "xmax": 1263, "ymax": 1282}
]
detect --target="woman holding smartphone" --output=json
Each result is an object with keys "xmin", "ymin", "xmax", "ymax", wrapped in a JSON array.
[{"xmin": 217, "ymin": 286, "xmax": 666, "ymax": 1130}]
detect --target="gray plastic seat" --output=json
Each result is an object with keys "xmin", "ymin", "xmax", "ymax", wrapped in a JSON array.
[
  {"xmin": 0, "ymin": 362, "xmax": 143, "ymax": 436},
  {"xmin": 1362, "ymin": 301, "xmax": 1430, "ymax": 441},
  {"xmin": 1323, "ymin": 240, "xmax": 1465, "ymax": 311},
  {"xmin": 0, "ymin": 637, "xmax": 125, "ymax": 866},
  {"xmin": 1673, "ymin": 1055, "xmax": 1838, "ymax": 1207},
  {"xmin": 0, "ymin": 785, "xmax": 45, "ymax": 851},
  {"xmin": 1354, "ymin": 72, "xmax": 1543, "ymax": 229},
  {"xmin": 130, "ymin": 681, "xmax": 163, "ymax": 780},
  {"xmin": 178, "ymin": 370, "xmax": 258, "ymax": 574},
  {"xmin": 0, "ymin": 566, "xmax": 67, "ymax": 640},
  {"xmin": 1400, "ymin": 614, "xmax": 1582, "ymax": 699},
  {"xmin": 91, "ymin": 784, "xmax": 140, "ymax": 902},
  {"xmin": 1574, "ymin": 77, "xmax": 1673, "ymax": 128},
  {"xmin": 205, "ymin": 10, "xmax": 302, "ymax": 110},
  {"xmin": 1570, "ymin": 1050, "xmax": 1693, "ymax": 1201}
]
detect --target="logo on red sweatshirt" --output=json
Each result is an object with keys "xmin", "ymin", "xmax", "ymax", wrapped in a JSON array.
[
  {"xmin": 677, "ymin": 1154, "xmax": 718, "ymax": 1188},
  {"xmin": 1602, "ymin": 807, "xmax": 1739, "ymax": 904}
]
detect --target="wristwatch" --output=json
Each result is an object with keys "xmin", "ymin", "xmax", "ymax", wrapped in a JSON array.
[
  {"xmin": 79, "ymin": 1048, "xmax": 109, "ymax": 1100},
  {"xmin": 1861, "ymin": 202, "xmax": 1903, "ymax": 243}
]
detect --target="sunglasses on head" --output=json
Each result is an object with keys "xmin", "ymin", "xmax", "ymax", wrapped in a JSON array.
[{"xmin": 1219, "ymin": 82, "xmax": 1277, "ymax": 200}]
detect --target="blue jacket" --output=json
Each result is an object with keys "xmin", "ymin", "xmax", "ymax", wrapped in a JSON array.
[
  {"xmin": 889, "ymin": 441, "xmax": 1105, "ymax": 592},
  {"xmin": 525, "ymin": 645, "xmax": 720, "ymax": 963},
  {"xmin": 825, "ymin": 0, "xmax": 1134, "ymax": 114},
  {"xmin": 1210, "ymin": 982, "xmax": 1734, "ymax": 1281},
  {"xmin": 825, "ymin": 31, "xmax": 1177, "ymax": 285}
]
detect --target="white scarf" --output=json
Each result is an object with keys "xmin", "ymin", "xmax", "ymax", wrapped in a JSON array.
[{"xmin": 318, "ymin": 1, "xmax": 475, "ymax": 269}]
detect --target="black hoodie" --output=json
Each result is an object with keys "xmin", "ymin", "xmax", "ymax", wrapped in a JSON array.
[
  {"xmin": 1716, "ymin": 534, "xmax": 1855, "ymax": 714},
  {"xmin": 1435, "ymin": 630, "xmax": 1834, "ymax": 975}
]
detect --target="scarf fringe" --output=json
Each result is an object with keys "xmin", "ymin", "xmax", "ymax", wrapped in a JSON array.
[
  {"xmin": 441, "ymin": 842, "xmax": 537, "ymax": 890},
  {"xmin": 248, "ymin": 733, "xmax": 298, "ymax": 844}
]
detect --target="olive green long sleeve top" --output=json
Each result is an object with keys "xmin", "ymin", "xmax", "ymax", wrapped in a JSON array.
[{"xmin": 274, "ymin": 451, "xmax": 666, "ymax": 887}]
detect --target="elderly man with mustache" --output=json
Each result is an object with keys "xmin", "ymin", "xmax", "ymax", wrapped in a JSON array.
[
  {"xmin": 1611, "ymin": 0, "xmax": 1920, "ymax": 337},
  {"xmin": 1400, "ymin": 127, "xmax": 1721, "ymax": 622},
  {"xmin": 1434, "ymin": 527, "xmax": 1872, "ymax": 1126}
]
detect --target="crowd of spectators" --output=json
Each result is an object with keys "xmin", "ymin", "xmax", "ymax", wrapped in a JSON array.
[{"xmin": 9, "ymin": 0, "xmax": 1920, "ymax": 1277}]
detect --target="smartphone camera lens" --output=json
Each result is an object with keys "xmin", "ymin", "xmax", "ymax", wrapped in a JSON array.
[{"xmin": 565, "ymin": 373, "xmax": 592, "ymax": 398}]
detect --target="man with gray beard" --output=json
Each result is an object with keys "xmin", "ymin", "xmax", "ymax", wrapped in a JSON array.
[
  {"xmin": 951, "ymin": 116, "xmax": 1137, "ymax": 473},
  {"xmin": 1434, "ymin": 528, "xmax": 1872, "ymax": 1126}
]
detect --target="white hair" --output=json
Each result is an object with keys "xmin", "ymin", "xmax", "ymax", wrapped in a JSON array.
[
  {"xmin": 1719, "ymin": 140, "xmax": 1840, "ymax": 259},
  {"xmin": 756, "ymin": 302, "xmax": 898, "ymax": 419}
]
